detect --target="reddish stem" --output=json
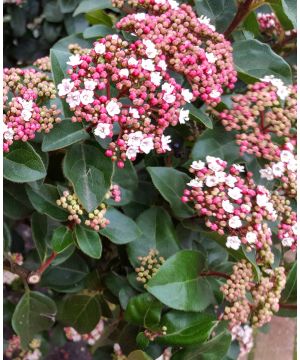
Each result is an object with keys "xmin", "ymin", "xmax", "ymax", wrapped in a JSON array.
[
  {"xmin": 279, "ymin": 303, "xmax": 297, "ymax": 310},
  {"xmin": 224, "ymin": 0, "xmax": 253, "ymax": 39},
  {"xmin": 36, "ymin": 251, "xmax": 57, "ymax": 275}
]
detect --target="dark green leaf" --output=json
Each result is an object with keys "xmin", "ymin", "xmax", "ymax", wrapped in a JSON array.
[
  {"xmin": 74, "ymin": 0, "xmax": 116, "ymax": 16},
  {"xmin": 281, "ymin": 262, "xmax": 296, "ymax": 302},
  {"xmin": 58, "ymin": 0, "xmax": 79, "ymax": 13},
  {"xmin": 83, "ymin": 24, "xmax": 115, "ymax": 39},
  {"xmin": 75, "ymin": 225, "xmax": 102, "ymax": 259},
  {"xmin": 4, "ymin": 222, "xmax": 12, "ymax": 252},
  {"xmin": 52, "ymin": 226, "xmax": 74, "ymax": 253},
  {"xmin": 186, "ymin": 104, "xmax": 213, "ymax": 129},
  {"xmin": 31, "ymin": 212, "xmax": 49, "ymax": 262},
  {"xmin": 85, "ymin": 9, "xmax": 113, "ymax": 26},
  {"xmin": 4, "ymin": 182, "xmax": 33, "ymax": 219},
  {"xmin": 52, "ymin": 33, "xmax": 92, "ymax": 52}
]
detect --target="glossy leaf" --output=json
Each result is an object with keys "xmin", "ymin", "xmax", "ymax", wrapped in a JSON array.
[
  {"xmin": 281, "ymin": 262, "xmax": 297, "ymax": 302},
  {"xmin": 186, "ymin": 104, "xmax": 213, "ymax": 129},
  {"xmin": 74, "ymin": 0, "xmax": 115, "ymax": 16},
  {"xmin": 83, "ymin": 24, "xmax": 115, "ymax": 39},
  {"xmin": 31, "ymin": 212, "xmax": 49, "ymax": 262},
  {"xmin": 52, "ymin": 226, "xmax": 74, "ymax": 253},
  {"xmin": 4, "ymin": 182, "xmax": 33, "ymax": 219},
  {"xmin": 75, "ymin": 225, "xmax": 102, "ymax": 259},
  {"xmin": 85, "ymin": 9, "xmax": 113, "ymax": 26}
]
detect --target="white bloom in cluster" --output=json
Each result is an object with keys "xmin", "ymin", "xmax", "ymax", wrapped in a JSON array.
[
  {"xmin": 280, "ymin": 150, "xmax": 294, "ymax": 163},
  {"xmin": 181, "ymin": 88, "xmax": 193, "ymax": 103},
  {"xmin": 206, "ymin": 156, "xmax": 224, "ymax": 172},
  {"xmin": 233, "ymin": 164, "xmax": 245, "ymax": 172},
  {"xmin": 216, "ymin": 171, "xmax": 226, "ymax": 183},
  {"xmin": 191, "ymin": 160, "xmax": 205, "ymax": 170},
  {"xmin": 256, "ymin": 193, "xmax": 269, "ymax": 207},
  {"xmin": 94, "ymin": 123, "xmax": 111, "ymax": 139},
  {"xmin": 155, "ymin": 0, "xmax": 166, "ymax": 4},
  {"xmin": 67, "ymin": 54, "xmax": 83, "ymax": 66},
  {"xmin": 129, "ymin": 107, "xmax": 140, "ymax": 119},
  {"xmin": 126, "ymin": 131, "xmax": 154, "ymax": 156},
  {"xmin": 231, "ymin": 325, "xmax": 254, "ymax": 357},
  {"xmin": 158, "ymin": 59, "xmax": 167, "ymax": 71},
  {"xmin": 260, "ymin": 167, "xmax": 274, "ymax": 181},
  {"xmin": 3, "ymin": 271, "xmax": 19, "ymax": 285},
  {"xmin": 18, "ymin": 98, "xmax": 34, "ymax": 121},
  {"xmin": 58, "ymin": 79, "xmax": 74, "ymax": 96},
  {"xmin": 228, "ymin": 216, "xmax": 242, "ymax": 229},
  {"xmin": 205, "ymin": 175, "xmax": 219, "ymax": 187},
  {"xmin": 197, "ymin": 15, "xmax": 216, "ymax": 31},
  {"xmin": 150, "ymin": 71, "xmax": 163, "ymax": 86},
  {"xmin": 226, "ymin": 236, "xmax": 241, "ymax": 250},
  {"xmin": 126, "ymin": 146, "xmax": 138, "ymax": 160},
  {"xmin": 143, "ymin": 39, "xmax": 158, "ymax": 59},
  {"xmin": 265, "ymin": 201, "xmax": 277, "ymax": 220},
  {"xmin": 222, "ymin": 200, "xmax": 234, "ymax": 213},
  {"xmin": 287, "ymin": 158, "xmax": 297, "ymax": 172},
  {"xmin": 272, "ymin": 162, "xmax": 285, "ymax": 177},
  {"xmin": 161, "ymin": 134, "xmax": 172, "ymax": 152},
  {"xmin": 66, "ymin": 91, "xmax": 81, "ymax": 108},
  {"xmin": 127, "ymin": 131, "xmax": 144, "ymax": 147},
  {"xmin": 119, "ymin": 68, "xmax": 129, "ymax": 78},
  {"xmin": 135, "ymin": 13, "xmax": 146, "ymax": 20},
  {"xmin": 205, "ymin": 52, "xmax": 217, "ymax": 64},
  {"xmin": 106, "ymin": 100, "xmax": 121, "ymax": 117},
  {"xmin": 163, "ymin": 93, "xmax": 176, "ymax": 104},
  {"xmin": 94, "ymin": 42, "xmax": 106, "ymax": 55},
  {"xmin": 168, "ymin": 0, "xmax": 179, "ymax": 9},
  {"xmin": 179, "ymin": 108, "xmax": 190, "ymax": 124},
  {"xmin": 292, "ymin": 224, "xmax": 297, "ymax": 235},
  {"xmin": 187, "ymin": 178, "xmax": 203, "ymax": 188},
  {"xmin": 128, "ymin": 57, "xmax": 139, "ymax": 66},
  {"xmin": 210, "ymin": 89, "xmax": 221, "ymax": 99},
  {"xmin": 80, "ymin": 89, "xmax": 94, "ymax": 105},
  {"xmin": 162, "ymin": 83, "xmax": 174, "ymax": 93},
  {"xmin": 260, "ymin": 75, "xmax": 291, "ymax": 100},
  {"xmin": 84, "ymin": 79, "xmax": 97, "ymax": 91},
  {"xmin": 225, "ymin": 174, "xmax": 237, "ymax": 187},
  {"xmin": 3, "ymin": 125, "xmax": 14, "ymax": 140},
  {"xmin": 246, "ymin": 231, "xmax": 257, "ymax": 244},
  {"xmin": 282, "ymin": 236, "xmax": 294, "ymax": 247},
  {"xmin": 21, "ymin": 109, "xmax": 32, "ymax": 121},
  {"xmin": 141, "ymin": 59, "xmax": 155, "ymax": 72},
  {"xmin": 228, "ymin": 187, "xmax": 243, "ymax": 200},
  {"xmin": 140, "ymin": 136, "xmax": 154, "ymax": 154}
]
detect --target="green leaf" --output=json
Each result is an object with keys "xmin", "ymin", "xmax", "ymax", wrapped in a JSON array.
[
  {"xmin": 147, "ymin": 167, "xmax": 194, "ymax": 218},
  {"xmin": 74, "ymin": 0, "xmax": 116, "ymax": 16},
  {"xmin": 42, "ymin": 120, "xmax": 90, "ymax": 152},
  {"xmin": 268, "ymin": 0, "xmax": 296, "ymax": 28},
  {"xmin": 63, "ymin": 143, "xmax": 113, "ymax": 212},
  {"xmin": 58, "ymin": 0, "xmax": 79, "ymax": 13},
  {"xmin": 60, "ymin": 294, "xmax": 101, "ymax": 334},
  {"xmin": 100, "ymin": 208, "xmax": 141, "ymax": 244},
  {"xmin": 44, "ymin": 0, "xmax": 64, "ymax": 22},
  {"xmin": 147, "ymin": 250, "xmax": 212, "ymax": 312},
  {"xmin": 172, "ymin": 330, "xmax": 232, "ymax": 360},
  {"xmin": 31, "ymin": 212, "xmax": 49, "ymax": 263},
  {"xmin": 4, "ymin": 142, "xmax": 46, "ymax": 183},
  {"xmin": 4, "ymin": 182, "xmax": 33, "ymax": 219},
  {"xmin": 128, "ymin": 351, "xmax": 152, "ymax": 360},
  {"xmin": 125, "ymin": 293, "xmax": 163, "ymax": 329},
  {"xmin": 52, "ymin": 226, "xmax": 74, "ymax": 253},
  {"xmin": 186, "ymin": 104, "xmax": 213, "ymax": 129},
  {"xmin": 158, "ymin": 311, "xmax": 215, "ymax": 346},
  {"xmin": 75, "ymin": 225, "xmax": 102, "ymax": 259},
  {"xmin": 233, "ymin": 39, "xmax": 292, "ymax": 84},
  {"xmin": 281, "ymin": 262, "xmax": 297, "ymax": 302},
  {"xmin": 127, "ymin": 207, "xmax": 180, "ymax": 266},
  {"xmin": 85, "ymin": 9, "xmax": 113, "ymax": 26},
  {"xmin": 4, "ymin": 222, "xmax": 12, "ymax": 252},
  {"xmin": 83, "ymin": 24, "xmax": 115, "ymax": 39},
  {"xmin": 26, "ymin": 184, "xmax": 68, "ymax": 221},
  {"xmin": 52, "ymin": 33, "xmax": 92, "ymax": 52},
  {"xmin": 281, "ymin": 0, "xmax": 297, "ymax": 27},
  {"xmin": 12, "ymin": 291, "xmax": 57, "ymax": 347}
]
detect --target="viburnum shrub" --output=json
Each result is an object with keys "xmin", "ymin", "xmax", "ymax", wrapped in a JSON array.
[{"xmin": 3, "ymin": 1, "xmax": 297, "ymax": 360}]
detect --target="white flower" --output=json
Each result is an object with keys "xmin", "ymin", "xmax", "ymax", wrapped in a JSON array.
[
  {"xmin": 141, "ymin": 59, "xmax": 155, "ymax": 71},
  {"xmin": 246, "ymin": 232, "xmax": 257, "ymax": 244},
  {"xmin": 135, "ymin": 13, "xmax": 146, "ymax": 20},
  {"xmin": 111, "ymin": 34, "xmax": 119, "ymax": 40},
  {"xmin": 168, "ymin": 0, "xmax": 179, "ymax": 9},
  {"xmin": 163, "ymin": 93, "xmax": 176, "ymax": 104},
  {"xmin": 119, "ymin": 68, "xmax": 129, "ymax": 77},
  {"xmin": 143, "ymin": 39, "xmax": 158, "ymax": 59},
  {"xmin": 215, "ymin": 171, "xmax": 226, "ymax": 183},
  {"xmin": 233, "ymin": 164, "xmax": 245, "ymax": 172},
  {"xmin": 292, "ymin": 224, "xmax": 297, "ymax": 235},
  {"xmin": 143, "ymin": 39, "xmax": 155, "ymax": 48},
  {"xmin": 94, "ymin": 42, "xmax": 106, "ymax": 55},
  {"xmin": 126, "ymin": 146, "xmax": 139, "ymax": 160},
  {"xmin": 80, "ymin": 89, "xmax": 94, "ymax": 105},
  {"xmin": 155, "ymin": 0, "xmax": 166, "ymax": 4},
  {"xmin": 272, "ymin": 162, "xmax": 285, "ymax": 177},
  {"xmin": 18, "ymin": 98, "xmax": 33, "ymax": 111},
  {"xmin": 280, "ymin": 150, "xmax": 294, "ymax": 163},
  {"xmin": 66, "ymin": 91, "xmax": 81, "ymax": 108},
  {"xmin": 191, "ymin": 160, "xmax": 205, "ymax": 170},
  {"xmin": 241, "ymin": 203, "xmax": 251, "ymax": 213},
  {"xmin": 84, "ymin": 79, "xmax": 97, "ymax": 91},
  {"xmin": 181, "ymin": 88, "xmax": 193, "ymax": 103},
  {"xmin": 222, "ymin": 200, "xmax": 234, "ymax": 213},
  {"xmin": 260, "ymin": 75, "xmax": 291, "ymax": 100},
  {"xmin": 127, "ymin": 131, "xmax": 144, "ymax": 147},
  {"xmin": 3, "ymin": 126, "xmax": 14, "ymax": 140},
  {"xmin": 162, "ymin": 82, "xmax": 174, "ymax": 93},
  {"xmin": 187, "ymin": 178, "xmax": 203, "ymax": 188},
  {"xmin": 21, "ymin": 109, "xmax": 32, "ymax": 121},
  {"xmin": 225, "ymin": 175, "xmax": 237, "ymax": 187},
  {"xmin": 226, "ymin": 236, "xmax": 241, "ymax": 250},
  {"xmin": 276, "ymin": 85, "xmax": 290, "ymax": 100},
  {"xmin": 128, "ymin": 57, "xmax": 138, "ymax": 66},
  {"xmin": 158, "ymin": 59, "xmax": 167, "ymax": 71},
  {"xmin": 205, "ymin": 175, "xmax": 219, "ymax": 187},
  {"xmin": 94, "ymin": 123, "xmax": 111, "ymax": 139},
  {"xmin": 228, "ymin": 187, "xmax": 243, "ymax": 200},
  {"xmin": 106, "ymin": 100, "xmax": 121, "ymax": 117},
  {"xmin": 67, "ymin": 54, "xmax": 82, "ymax": 66},
  {"xmin": 179, "ymin": 109, "xmax": 190, "ymax": 124},
  {"xmin": 282, "ymin": 237, "xmax": 294, "ymax": 247},
  {"xmin": 260, "ymin": 167, "xmax": 274, "ymax": 181},
  {"xmin": 228, "ymin": 216, "xmax": 242, "ymax": 229},
  {"xmin": 210, "ymin": 89, "xmax": 221, "ymax": 99},
  {"xmin": 287, "ymin": 158, "xmax": 297, "ymax": 172},
  {"xmin": 140, "ymin": 136, "xmax": 154, "ymax": 154},
  {"xmin": 129, "ymin": 107, "xmax": 140, "ymax": 119},
  {"xmin": 205, "ymin": 52, "xmax": 217, "ymax": 63},
  {"xmin": 206, "ymin": 156, "xmax": 224, "ymax": 172},
  {"xmin": 256, "ymin": 193, "xmax": 269, "ymax": 207},
  {"xmin": 161, "ymin": 134, "xmax": 172, "ymax": 151},
  {"xmin": 3, "ymin": 270, "xmax": 19, "ymax": 285},
  {"xmin": 265, "ymin": 202, "xmax": 277, "ymax": 220},
  {"xmin": 150, "ymin": 71, "xmax": 163, "ymax": 86},
  {"xmin": 197, "ymin": 15, "xmax": 216, "ymax": 31},
  {"xmin": 285, "ymin": 142, "xmax": 294, "ymax": 151}
]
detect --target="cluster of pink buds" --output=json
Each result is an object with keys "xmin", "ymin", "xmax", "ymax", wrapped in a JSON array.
[
  {"xmin": 277, "ymin": 209, "xmax": 297, "ymax": 250},
  {"xmin": 217, "ymin": 80, "xmax": 296, "ymax": 162},
  {"xmin": 33, "ymin": 56, "xmax": 51, "ymax": 72},
  {"xmin": 3, "ymin": 67, "xmax": 61, "ymax": 152},
  {"xmin": 221, "ymin": 260, "xmax": 286, "ymax": 328},
  {"xmin": 230, "ymin": 324, "xmax": 254, "ymax": 358},
  {"xmin": 106, "ymin": 184, "xmax": 122, "ymax": 203},
  {"xmin": 64, "ymin": 319, "xmax": 104, "ymax": 346},
  {"xmin": 115, "ymin": 0, "xmax": 237, "ymax": 105},
  {"xmin": 182, "ymin": 156, "xmax": 277, "ymax": 265},
  {"xmin": 5, "ymin": 336, "xmax": 41, "ymax": 360},
  {"xmin": 4, "ymin": 253, "xmax": 23, "ymax": 285},
  {"xmin": 58, "ymin": 34, "xmax": 198, "ymax": 166},
  {"xmin": 257, "ymin": 12, "xmax": 297, "ymax": 40}
]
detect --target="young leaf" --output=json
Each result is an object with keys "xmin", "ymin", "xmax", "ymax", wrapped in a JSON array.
[
  {"xmin": 85, "ymin": 9, "xmax": 113, "ymax": 26},
  {"xmin": 52, "ymin": 226, "xmax": 74, "ymax": 253},
  {"xmin": 75, "ymin": 225, "xmax": 102, "ymax": 259}
]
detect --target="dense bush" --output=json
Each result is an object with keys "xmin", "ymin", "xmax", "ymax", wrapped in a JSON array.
[{"xmin": 3, "ymin": 0, "xmax": 297, "ymax": 359}]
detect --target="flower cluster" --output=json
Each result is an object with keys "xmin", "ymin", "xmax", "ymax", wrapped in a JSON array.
[
  {"xmin": 3, "ymin": 67, "xmax": 61, "ymax": 152},
  {"xmin": 182, "ymin": 156, "xmax": 277, "ymax": 265},
  {"xmin": 231, "ymin": 325, "xmax": 254, "ymax": 359},
  {"xmin": 218, "ymin": 79, "xmax": 296, "ymax": 162},
  {"xmin": 64, "ymin": 319, "xmax": 104, "ymax": 346},
  {"xmin": 33, "ymin": 56, "xmax": 51, "ymax": 72},
  {"xmin": 58, "ymin": 35, "xmax": 198, "ymax": 165},
  {"xmin": 4, "ymin": 253, "xmax": 23, "ymax": 285},
  {"xmin": 135, "ymin": 249, "xmax": 165, "ymax": 285},
  {"xmin": 5, "ymin": 336, "xmax": 41, "ymax": 360},
  {"xmin": 221, "ymin": 260, "xmax": 286, "ymax": 328},
  {"xmin": 56, "ymin": 187, "xmax": 121, "ymax": 231},
  {"xmin": 257, "ymin": 12, "xmax": 282, "ymax": 38},
  {"xmin": 115, "ymin": 0, "xmax": 237, "ymax": 105},
  {"xmin": 68, "ymin": 43, "xmax": 90, "ymax": 56}
]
